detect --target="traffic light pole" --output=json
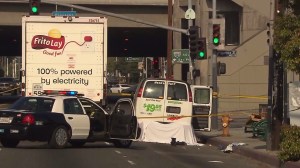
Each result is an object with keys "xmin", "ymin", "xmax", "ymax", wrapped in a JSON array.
[
  {"xmin": 211, "ymin": 49, "xmax": 218, "ymax": 130},
  {"xmin": 188, "ymin": 0, "xmax": 195, "ymax": 84},
  {"xmin": 211, "ymin": 0, "xmax": 218, "ymax": 130},
  {"xmin": 43, "ymin": 0, "xmax": 188, "ymax": 35}
]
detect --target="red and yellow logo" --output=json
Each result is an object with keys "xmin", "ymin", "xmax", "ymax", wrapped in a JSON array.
[{"xmin": 31, "ymin": 29, "xmax": 65, "ymax": 50}]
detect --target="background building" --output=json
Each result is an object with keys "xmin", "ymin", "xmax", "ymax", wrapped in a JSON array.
[{"xmin": 0, "ymin": 0, "xmax": 298, "ymax": 113}]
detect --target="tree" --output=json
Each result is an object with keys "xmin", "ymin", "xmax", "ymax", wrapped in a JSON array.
[{"xmin": 273, "ymin": 0, "xmax": 300, "ymax": 73}]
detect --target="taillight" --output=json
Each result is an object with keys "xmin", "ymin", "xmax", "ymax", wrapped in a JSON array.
[
  {"xmin": 22, "ymin": 114, "xmax": 35, "ymax": 125},
  {"xmin": 188, "ymin": 90, "xmax": 193, "ymax": 102},
  {"xmin": 137, "ymin": 87, "xmax": 143, "ymax": 97}
]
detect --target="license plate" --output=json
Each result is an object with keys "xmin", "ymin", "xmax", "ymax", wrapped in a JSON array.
[
  {"xmin": 0, "ymin": 117, "xmax": 12, "ymax": 124},
  {"xmin": 166, "ymin": 106, "xmax": 181, "ymax": 114}
]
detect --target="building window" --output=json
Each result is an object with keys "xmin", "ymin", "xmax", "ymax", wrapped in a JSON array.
[{"xmin": 210, "ymin": 11, "xmax": 240, "ymax": 46}]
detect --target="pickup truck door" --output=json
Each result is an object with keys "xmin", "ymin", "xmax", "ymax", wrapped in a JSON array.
[
  {"xmin": 190, "ymin": 85, "xmax": 212, "ymax": 131},
  {"xmin": 109, "ymin": 98, "xmax": 138, "ymax": 139}
]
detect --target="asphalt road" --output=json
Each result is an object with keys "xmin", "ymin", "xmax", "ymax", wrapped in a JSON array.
[
  {"xmin": 0, "ymin": 95, "xmax": 269, "ymax": 168},
  {"xmin": 0, "ymin": 141, "xmax": 272, "ymax": 168}
]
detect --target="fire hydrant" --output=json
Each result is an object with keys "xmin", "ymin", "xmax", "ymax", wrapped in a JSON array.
[{"xmin": 221, "ymin": 114, "xmax": 233, "ymax": 137}]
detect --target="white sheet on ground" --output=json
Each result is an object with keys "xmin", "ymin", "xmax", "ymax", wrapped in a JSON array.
[{"xmin": 138, "ymin": 120, "xmax": 203, "ymax": 146}]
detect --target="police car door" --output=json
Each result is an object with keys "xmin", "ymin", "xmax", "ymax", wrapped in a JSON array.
[
  {"xmin": 79, "ymin": 97, "xmax": 108, "ymax": 140},
  {"xmin": 164, "ymin": 81, "xmax": 193, "ymax": 124},
  {"xmin": 109, "ymin": 99, "xmax": 138, "ymax": 139},
  {"xmin": 191, "ymin": 85, "xmax": 212, "ymax": 131},
  {"xmin": 63, "ymin": 98, "xmax": 90, "ymax": 139}
]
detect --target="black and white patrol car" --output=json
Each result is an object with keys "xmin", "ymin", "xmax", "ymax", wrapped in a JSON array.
[{"xmin": 0, "ymin": 90, "xmax": 139, "ymax": 149}]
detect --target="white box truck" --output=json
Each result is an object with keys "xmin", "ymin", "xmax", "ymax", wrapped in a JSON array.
[{"xmin": 21, "ymin": 15, "xmax": 108, "ymax": 105}]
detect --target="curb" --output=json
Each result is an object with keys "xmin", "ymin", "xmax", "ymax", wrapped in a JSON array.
[{"xmin": 198, "ymin": 134, "xmax": 300, "ymax": 168}]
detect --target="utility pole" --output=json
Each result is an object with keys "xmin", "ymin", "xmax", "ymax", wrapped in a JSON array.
[
  {"xmin": 167, "ymin": 0, "xmax": 173, "ymax": 79},
  {"xmin": 211, "ymin": 0, "xmax": 218, "ymax": 130},
  {"xmin": 266, "ymin": 0, "xmax": 278, "ymax": 151}
]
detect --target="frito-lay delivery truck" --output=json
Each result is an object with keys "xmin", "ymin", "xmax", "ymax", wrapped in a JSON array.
[{"xmin": 21, "ymin": 15, "xmax": 108, "ymax": 105}]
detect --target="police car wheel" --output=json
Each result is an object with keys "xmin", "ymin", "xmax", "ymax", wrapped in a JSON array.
[
  {"xmin": 0, "ymin": 138, "xmax": 19, "ymax": 148},
  {"xmin": 113, "ymin": 140, "xmax": 132, "ymax": 148},
  {"xmin": 49, "ymin": 126, "xmax": 69, "ymax": 149}
]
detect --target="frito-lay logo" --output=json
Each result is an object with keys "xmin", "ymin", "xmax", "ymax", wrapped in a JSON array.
[{"xmin": 31, "ymin": 29, "xmax": 65, "ymax": 50}]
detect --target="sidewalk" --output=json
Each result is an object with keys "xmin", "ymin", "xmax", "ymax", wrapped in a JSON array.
[{"xmin": 195, "ymin": 127, "xmax": 300, "ymax": 168}]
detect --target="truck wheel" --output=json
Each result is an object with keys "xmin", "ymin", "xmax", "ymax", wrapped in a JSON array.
[
  {"xmin": 49, "ymin": 126, "xmax": 69, "ymax": 149},
  {"xmin": 0, "ymin": 138, "xmax": 19, "ymax": 148},
  {"xmin": 69, "ymin": 141, "xmax": 86, "ymax": 148},
  {"xmin": 113, "ymin": 140, "xmax": 132, "ymax": 148}
]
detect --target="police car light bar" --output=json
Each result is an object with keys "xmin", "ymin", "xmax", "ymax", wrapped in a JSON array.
[{"xmin": 43, "ymin": 90, "xmax": 78, "ymax": 96}]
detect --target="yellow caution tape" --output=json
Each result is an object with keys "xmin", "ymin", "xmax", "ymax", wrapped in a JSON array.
[
  {"xmin": 137, "ymin": 107, "xmax": 266, "ymax": 119},
  {"xmin": 0, "ymin": 87, "xmax": 20, "ymax": 94}
]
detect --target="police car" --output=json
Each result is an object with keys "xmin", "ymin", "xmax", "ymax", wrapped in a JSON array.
[{"xmin": 0, "ymin": 90, "xmax": 139, "ymax": 149}]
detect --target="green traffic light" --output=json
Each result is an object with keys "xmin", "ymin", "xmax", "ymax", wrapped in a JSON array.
[
  {"xmin": 199, "ymin": 51, "xmax": 205, "ymax": 58},
  {"xmin": 213, "ymin": 37, "xmax": 219, "ymax": 44},
  {"xmin": 31, "ymin": 6, "xmax": 38, "ymax": 13}
]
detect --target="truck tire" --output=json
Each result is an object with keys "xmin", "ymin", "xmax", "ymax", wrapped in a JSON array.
[
  {"xmin": 0, "ymin": 138, "xmax": 19, "ymax": 148},
  {"xmin": 49, "ymin": 126, "xmax": 69, "ymax": 149},
  {"xmin": 113, "ymin": 140, "xmax": 132, "ymax": 148}
]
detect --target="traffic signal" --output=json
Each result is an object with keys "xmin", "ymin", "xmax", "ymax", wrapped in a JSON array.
[
  {"xmin": 212, "ymin": 24, "xmax": 221, "ymax": 46},
  {"xmin": 152, "ymin": 57, "xmax": 159, "ymax": 70},
  {"xmin": 189, "ymin": 26, "xmax": 199, "ymax": 60},
  {"xmin": 29, "ymin": 0, "xmax": 40, "ymax": 15},
  {"xmin": 152, "ymin": 57, "xmax": 160, "ymax": 78},
  {"xmin": 217, "ymin": 62, "xmax": 226, "ymax": 75},
  {"xmin": 197, "ymin": 38, "xmax": 207, "ymax": 60}
]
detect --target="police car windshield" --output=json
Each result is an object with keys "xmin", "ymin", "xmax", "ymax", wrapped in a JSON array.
[{"xmin": 9, "ymin": 97, "xmax": 55, "ymax": 113}]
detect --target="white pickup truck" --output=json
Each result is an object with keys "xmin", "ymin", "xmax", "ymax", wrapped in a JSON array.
[{"xmin": 109, "ymin": 84, "xmax": 131, "ymax": 93}]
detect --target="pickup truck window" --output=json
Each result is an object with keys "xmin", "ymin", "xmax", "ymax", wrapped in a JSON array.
[
  {"xmin": 194, "ymin": 88, "xmax": 210, "ymax": 104},
  {"xmin": 143, "ymin": 81, "xmax": 164, "ymax": 99},
  {"xmin": 167, "ymin": 83, "xmax": 187, "ymax": 101}
]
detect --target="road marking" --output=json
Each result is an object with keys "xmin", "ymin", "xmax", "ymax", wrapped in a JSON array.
[
  {"xmin": 127, "ymin": 160, "xmax": 136, "ymax": 165},
  {"xmin": 115, "ymin": 150, "xmax": 121, "ymax": 154},
  {"xmin": 208, "ymin": 161, "xmax": 224, "ymax": 163}
]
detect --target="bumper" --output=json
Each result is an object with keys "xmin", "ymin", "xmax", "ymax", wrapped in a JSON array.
[
  {"xmin": 0, "ymin": 124, "xmax": 51, "ymax": 141},
  {"xmin": 0, "ymin": 125, "xmax": 29, "ymax": 140}
]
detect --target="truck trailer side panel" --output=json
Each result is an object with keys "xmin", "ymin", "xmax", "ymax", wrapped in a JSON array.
[{"xmin": 21, "ymin": 16, "xmax": 107, "ymax": 103}]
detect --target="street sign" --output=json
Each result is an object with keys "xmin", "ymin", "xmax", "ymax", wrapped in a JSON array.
[
  {"xmin": 52, "ymin": 11, "xmax": 77, "ymax": 16},
  {"xmin": 125, "ymin": 57, "xmax": 143, "ymax": 62},
  {"xmin": 217, "ymin": 50, "xmax": 237, "ymax": 57},
  {"xmin": 185, "ymin": 8, "xmax": 195, "ymax": 19},
  {"xmin": 172, "ymin": 49, "xmax": 190, "ymax": 63}
]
